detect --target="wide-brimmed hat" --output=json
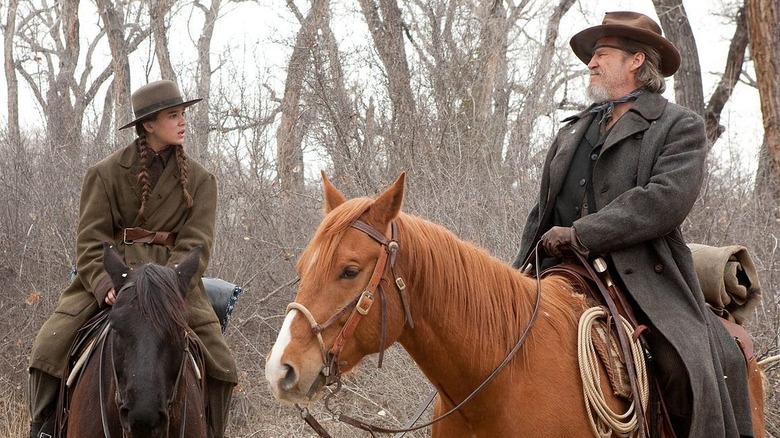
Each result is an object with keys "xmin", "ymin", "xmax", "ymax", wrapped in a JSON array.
[
  {"xmin": 119, "ymin": 80, "xmax": 202, "ymax": 130},
  {"xmin": 570, "ymin": 11, "xmax": 681, "ymax": 77}
]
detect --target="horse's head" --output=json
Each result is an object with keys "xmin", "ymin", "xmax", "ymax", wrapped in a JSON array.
[
  {"xmin": 102, "ymin": 243, "xmax": 200, "ymax": 437},
  {"xmin": 265, "ymin": 172, "xmax": 411, "ymax": 404}
]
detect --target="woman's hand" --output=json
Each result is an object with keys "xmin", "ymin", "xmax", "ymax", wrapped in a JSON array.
[{"xmin": 104, "ymin": 288, "xmax": 117, "ymax": 306}]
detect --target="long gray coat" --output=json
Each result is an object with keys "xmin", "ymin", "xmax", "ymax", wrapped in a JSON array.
[
  {"xmin": 513, "ymin": 92, "xmax": 751, "ymax": 437},
  {"xmin": 30, "ymin": 142, "xmax": 238, "ymax": 384}
]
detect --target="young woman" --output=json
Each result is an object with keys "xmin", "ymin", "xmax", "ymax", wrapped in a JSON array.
[{"xmin": 28, "ymin": 80, "xmax": 237, "ymax": 438}]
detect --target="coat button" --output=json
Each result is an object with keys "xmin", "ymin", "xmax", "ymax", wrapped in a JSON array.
[
  {"xmin": 654, "ymin": 264, "xmax": 663, "ymax": 273},
  {"xmin": 624, "ymin": 268, "xmax": 634, "ymax": 274}
]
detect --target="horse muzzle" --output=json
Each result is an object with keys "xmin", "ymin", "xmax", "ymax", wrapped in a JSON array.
[{"xmin": 266, "ymin": 359, "xmax": 328, "ymax": 404}]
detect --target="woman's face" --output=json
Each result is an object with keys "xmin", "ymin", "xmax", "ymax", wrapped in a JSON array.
[{"xmin": 143, "ymin": 105, "xmax": 187, "ymax": 151}]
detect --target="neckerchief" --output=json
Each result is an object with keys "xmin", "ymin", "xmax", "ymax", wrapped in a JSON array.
[{"xmin": 590, "ymin": 88, "xmax": 644, "ymax": 125}]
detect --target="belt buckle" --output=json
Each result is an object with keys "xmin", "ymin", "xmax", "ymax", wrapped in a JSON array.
[{"xmin": 123, "ymin": 228, "xmax": 134, "ymax": 245}]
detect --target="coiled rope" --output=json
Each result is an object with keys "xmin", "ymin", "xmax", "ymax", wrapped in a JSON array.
[{"xmin": 578, "ymin": 307, "xmax": 649, "ymax": 438}]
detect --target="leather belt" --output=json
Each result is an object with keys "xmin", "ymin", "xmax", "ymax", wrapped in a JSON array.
[{"xmin": 117, "ymin": 227, "xmax": 177, "ymax": 246}]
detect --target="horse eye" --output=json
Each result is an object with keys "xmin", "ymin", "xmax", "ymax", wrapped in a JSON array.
[{"xmin": 340, "ymin": 266, "xmax": 360, "ymax": 279}]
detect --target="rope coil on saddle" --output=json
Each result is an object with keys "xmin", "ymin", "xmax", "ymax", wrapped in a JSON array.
[{"xmin": 578, "ymin": 307, "xmax": 649, "ymax": 438}]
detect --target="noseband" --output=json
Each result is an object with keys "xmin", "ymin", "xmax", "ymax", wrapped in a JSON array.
[{"xmin": 286, "ymin": 220, "xmax": 413, "ymax": 389}]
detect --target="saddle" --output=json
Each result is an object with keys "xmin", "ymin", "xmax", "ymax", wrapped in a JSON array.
[{"xmin": 541, "ymin": 253, "xmax": 756, "ymax": 438}]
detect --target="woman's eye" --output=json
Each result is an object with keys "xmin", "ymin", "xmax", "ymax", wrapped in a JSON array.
[{"xmin": 340, "ymin": 267, "xmax": 359, "ymax": 279}]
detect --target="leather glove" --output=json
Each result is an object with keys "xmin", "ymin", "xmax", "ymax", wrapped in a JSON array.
[{"xmin": 541, "ymin": 226, "xmax": 574, "ymax": 258}]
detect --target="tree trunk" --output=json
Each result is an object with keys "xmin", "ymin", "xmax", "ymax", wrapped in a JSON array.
[
  {"xmin": 96, "ymin": 0, "xmax": 133, "ymax": 145},
  {"xmin": 3, "ymin": 0, "xmax": 21, "ymax": 147},
  {"xmin": 747, "ymin": 0, "xmax": 780, "ymax": 206},
  {"xmin": 652, "ymin": 0, "xmax": 705, "ymax": 117},
  {"xmin": 46, "ymin": 0, "xmax": 83, "ymax": 157},
  {"xmin": 276, "ymin": 0, "xmax": 327, "ymax": 195},
  {"xmin": 190, "ymin": 0, "xmax": 222, "ymax": 161},
  {"xmin": 356, "ymin": 0, "xmax": 417, "ymax": 174},
  {"xmin": 504, "ymin": 0, "xmax": 575, "ymax": 171},
  {"xmin": 704, "ymin": 6, "xmax": 749, "ymax": 146},
  {"xmin": 473, "ymin": 0, "xmax": 509, "ymax": 168},
  {"xmin": 151, "ymin": 0, "xmax": 177, "ymax": 83}
]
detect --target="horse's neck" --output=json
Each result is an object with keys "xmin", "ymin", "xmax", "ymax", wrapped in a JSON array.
[{"xmin": 395, "ymin": 219, "xmax": 542, "ymax": 384}]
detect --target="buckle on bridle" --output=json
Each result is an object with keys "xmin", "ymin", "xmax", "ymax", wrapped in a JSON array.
[{"xmin": 356, "ymin": 290, "xmax": 374, "ymax": 315}]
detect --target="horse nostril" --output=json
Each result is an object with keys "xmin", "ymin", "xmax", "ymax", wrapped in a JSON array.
[{"xmin": 281, "ymin": 363, "xmax": 297, "ymax": 391}]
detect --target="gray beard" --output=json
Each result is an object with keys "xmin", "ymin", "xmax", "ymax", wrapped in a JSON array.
[{"xmin": 587, "ymin": 83, "xmax": 611, "ymax": 103}]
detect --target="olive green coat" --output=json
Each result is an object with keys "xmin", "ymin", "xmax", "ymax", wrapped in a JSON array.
[{"xmin": 30, "ymin": 142, "xmax": 237, "ymax": 384}]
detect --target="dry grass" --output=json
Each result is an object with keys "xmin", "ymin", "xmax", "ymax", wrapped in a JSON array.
[{"xmin": 1, "ymin": 139, "xmax": 778, "ymax": 437}]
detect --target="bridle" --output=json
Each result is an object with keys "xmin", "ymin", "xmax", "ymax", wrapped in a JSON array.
[
  {"xmin": 286, "ymin": 220, "xmax": 413, "ymax": 391},
  {"xmin": 286, "ymin": 220, "xmax": 543, "ymax": 437},
  {"xmin": 98, "ymin": 282, "xmax": 199, "ymax": 438}
]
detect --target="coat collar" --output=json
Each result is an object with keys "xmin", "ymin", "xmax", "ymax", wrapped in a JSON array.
[
  {"xmin": 561, "ymin": 92, "xmax": 668, "ymax": 152},
  {"xmin": 562, "ymin": 90, "xmax": 668, "ymax": 125}
]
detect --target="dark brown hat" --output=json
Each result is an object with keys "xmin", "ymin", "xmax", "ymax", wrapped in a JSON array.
[
  {"xmin": 119, "ymin": 80, "xmax": 202, "ymax": 130},
  {"xmin": 570, "ymin": 11, "xmax": 681, "ymax": 77}
]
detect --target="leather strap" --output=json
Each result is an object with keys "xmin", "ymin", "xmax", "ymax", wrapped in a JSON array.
[{"xmin": 117, "ymin": 227, "xmax": 177, "ymax": 246}]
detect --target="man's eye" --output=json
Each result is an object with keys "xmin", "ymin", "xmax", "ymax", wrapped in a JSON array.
[{"xmin": 340, "ymin": 267, "xmax": 360, "ymax": 279}]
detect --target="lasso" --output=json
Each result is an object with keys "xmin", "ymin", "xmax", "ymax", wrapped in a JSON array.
[{"xmin": 578, "ymin": 307, "xmax": 649, "ymax": 438}]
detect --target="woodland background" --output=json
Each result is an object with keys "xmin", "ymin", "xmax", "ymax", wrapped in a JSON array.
[{"xmin": 1, "ymin": 0, "xmax": 780, "ymax": 436}]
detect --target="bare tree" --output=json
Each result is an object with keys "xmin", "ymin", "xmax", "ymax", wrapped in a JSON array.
[
  {"xmin": 357, "ymin": 0, "xmax": 417, "ymax": 173},
  {"xmin": 96, "ymin": 0, "xmax": 134, "ymax": 145},
  {"xmin": 747, "ymin": 0, "xmax": 780, "ymax": 206},
  {"xmin": 13, "ymin": 0, "xmax": 150, "ymax": 154},
  {"xmin": 653, "ymin": 0, "xmax": 705, "ymax": 117},
  {"xmin": 504, "ymin": 0, "xmax": 576, "ymax": 172},
  {"xmin": 275, "ymin": 0, "xmax": 326, "ymax": 194},
  {"xmin": 150, "ymin": 0, "xmax": 178, "ymax": 82},
  {"xmin": 2, "ymin": 0, "xmax": 21, "ymax": 147},
  {"xmin": 188, "ymin": 0, "xmax": 223, "ymax": 161}
]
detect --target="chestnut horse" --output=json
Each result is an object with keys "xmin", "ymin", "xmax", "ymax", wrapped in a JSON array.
[
  {"xmin": 265, "ymin": 173, "xmax": 765, "ymax": 437},
  {"xmin": 66, "ymin": 244, "xmax": 207, "ymax": 437}
]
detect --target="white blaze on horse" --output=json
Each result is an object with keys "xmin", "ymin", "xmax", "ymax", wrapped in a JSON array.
[{"xmin": 265, "ymin": 172, "xmax": 765, "ymax": 437}]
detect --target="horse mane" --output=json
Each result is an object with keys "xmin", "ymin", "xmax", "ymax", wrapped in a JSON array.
[
  {"xmin": 394, "ymin": 213, "xmax": 586, "ymax": 363},
  {"xmin": 117, "ymin": 263, "xmax": 189, "ymax": 342}
]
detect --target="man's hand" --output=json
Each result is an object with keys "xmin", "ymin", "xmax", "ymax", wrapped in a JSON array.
[{"xmin": 541, "ymin": 226, "xmax": 574, "ymax": 258}]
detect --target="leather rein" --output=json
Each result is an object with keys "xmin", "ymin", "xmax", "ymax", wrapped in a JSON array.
[
  {"xmin": 97, "ymin": 282, "xmax": 196, "ymax": 438},
  {"xmin": 288, "ymin": 221, "xmax": 543, "ymax": 437}
]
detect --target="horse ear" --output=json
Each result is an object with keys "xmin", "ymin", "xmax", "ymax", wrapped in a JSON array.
[
  {"xmin": 174, "ymin": 246, "xmax": 202, "ymax": 295},
  {"xmin": 102, "ymin": 242, "xmax": 130, "ymax": 288},
  {"xmin": 369, "ymin": 172, "xmax": 405, "ymax": 223},
  {"xmin": 322, "ymin": 170, "xmax": 346, "ymax": 213}
]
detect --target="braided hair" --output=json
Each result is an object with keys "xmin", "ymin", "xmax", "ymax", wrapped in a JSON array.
[{"xmin": 134, "ymin": 117, "xmax": 194, "ymax": 225}]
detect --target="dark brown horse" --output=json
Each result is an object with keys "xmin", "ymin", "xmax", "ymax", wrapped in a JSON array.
[
  {"xmin": 66, "ymin": 243, "xmax": 207, "ymax": 437},
  {"xmin": 265, "ymin": 172, "xmax": 766, "ymax": 437}
]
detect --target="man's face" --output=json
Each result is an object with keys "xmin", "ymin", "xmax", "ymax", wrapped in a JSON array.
[{"xmin": 586, "ymin": 37, "xmax": 636, "ymax": 102}]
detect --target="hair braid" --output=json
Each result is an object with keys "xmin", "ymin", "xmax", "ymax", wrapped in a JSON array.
[
  {"xmin": 136, "ymin": 134, "xmax": 153, "ymax": 225},
  {"xmin": 174, "ymin": 145, "xmax": 194, "ymax": 209}
]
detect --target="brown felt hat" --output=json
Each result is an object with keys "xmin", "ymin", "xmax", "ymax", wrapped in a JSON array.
[
  {"xmin": 119, "ymin": 80, "xmax": 201, "ymax": 130},
  {"xmin": 570, "ymin": 11, "xmax": 681, "ymax": 77}
]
